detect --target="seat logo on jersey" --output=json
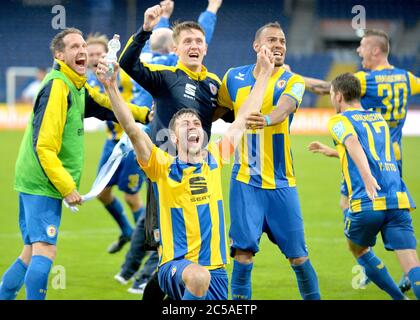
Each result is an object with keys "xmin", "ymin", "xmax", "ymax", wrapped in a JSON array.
[
  {"xmin": 209, "ymin": 83, "xmax": 218, "ymax": 95},
  {"xmin": 189, "ymin": 176, "xmax": 208, "ymax": 195},
  {"xmin": 184, "ymin": 83, "xmax": 196, "ymax": 100},
  {"xmin": 277, "ymin": 80, "xmax": 286, "ymax": 89},
  {"xmin": 46, "ymin": 225, "xmax": 57, "ymax": 238}
]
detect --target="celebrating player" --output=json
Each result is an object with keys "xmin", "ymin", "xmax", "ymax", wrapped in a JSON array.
[
  {"xmin": 327, "ymin": 72, "xmax": 420, "ymax": 299},
  {"xmin": 0, "ymin": 28, "xmax": 150, "ymax": 300},
  {"xmin": 306, "ymin": 29, "xmax": 420, "ymax": 291},
  {"xmin": 217, "ymin": 22, "xmax": 321, "ymax": 300},
  {"xmin": 96, "ymin": 44, "xmax": 274, "ymax": 299}
]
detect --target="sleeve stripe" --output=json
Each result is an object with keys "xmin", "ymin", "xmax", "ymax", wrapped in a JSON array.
[
  {"xmin": 282, "ymin": 93, "xmax": 299, "ymax": 106},
  {"xmin": 32, "ymin": 80, "xmax": 54, "ymax": 156}
]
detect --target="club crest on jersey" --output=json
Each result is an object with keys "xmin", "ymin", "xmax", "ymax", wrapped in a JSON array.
[
  {"xmin": 46, "ymin": 225, "xmax": 57, "ymax": 238},
  {"xmin": 209, "ymin": 83, "xmax": 218, "ymax": 96},
  {"xmin": 277, "ymin": 80, "xmax": 286, "ymax": 89},
  {"xmin": 171, "ymin": 266, "xmax": 177, "ymax": 277}
]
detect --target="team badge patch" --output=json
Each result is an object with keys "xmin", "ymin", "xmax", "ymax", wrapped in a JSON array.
[
  {"xmin": 153, "ymin": 228, "xmax": 161, "ymax": 242},
  {"xmin": 332, "ymin": 121, "xmax": 345, "ymax": 140},
  {"xmin": 277, "ymin": 80, "xmax": 286, "ymax": 89},
  {"xmin": 46, "ymin": 225, "xmax": 57, "ymax": 238},
  {"xmin": 171, "ymin": 266, "xmax": 177, "ymax": 277},
  {"xmin": 290, "ymin": 83, "xmax": 305, "ymax": 99},
  {"xmin": 209, "ymin": 83, "xmax": 218, "ymax": 95}
]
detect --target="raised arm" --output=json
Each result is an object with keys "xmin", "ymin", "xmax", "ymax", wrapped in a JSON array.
[
  {"xmin": 96, "ymin": 59, "xmax": 154, "ymax": 165},
  {"xmin": 303, "ymin": 76, "xmax": 331, "ymax": 95},
  {"xmin": 344, "ymin": 136, "xmax": 381, "ymax": 200},
  {"xmin": 219, "ymin": 46, "xmax": 273, "ymax": 160},
  {"xmin": 119, "ymin": 4, "xmax": 169, "ymax": 94},
  {"xmin": 198, "ymin": 0, "xmax": 223, "ymax": 45}
]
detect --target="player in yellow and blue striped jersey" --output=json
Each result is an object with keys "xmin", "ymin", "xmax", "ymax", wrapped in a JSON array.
[
  {"xmin": 217, "ymin": 22, "xmax": 320, "ymax": 300},
  {"xmin": 306, "ymin": 29, "xmax": 419, "ymax": 292},
  {"xmin": 95, "ymin": 44, "xmax": 274, "ymax": 299},
  {"xmin": 327, "ymin": 73, "xmax": 420, "ymax": 300}
]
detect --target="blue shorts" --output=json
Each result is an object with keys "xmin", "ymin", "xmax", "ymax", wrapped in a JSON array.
[
  {"xmin": 229, "ymin": 179, "xmax": 308, "ymax": 259},
  {"xmin": 98, "ymin": 139, "xmax": 145, "ymax": 194},
  {"xmin": 344, "ymin": 208, "xmax": 417, "ymax": 250},
  {"xmin": 19, "ymin": 193, "xmax": 62, "ymax": 245},
  {"xmin": 158, "ymin": 259, "xmax": 228, "ymax": 300}
]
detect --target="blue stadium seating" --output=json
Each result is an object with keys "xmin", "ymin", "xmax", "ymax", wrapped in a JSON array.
[
  {"xmin": 316, "ymin": 0, "xmax": 419, "ymax": 28},
  {"xmin": 286, "ymin": 53, "xmax": 333, "ymax": 107},
  {"xmin": 0, "ymin": 0, "xmax": 289, "ymax": 102}
]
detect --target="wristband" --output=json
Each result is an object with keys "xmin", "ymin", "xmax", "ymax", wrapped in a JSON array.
[{"xmin": 264, "ymin": 115, "xmax": 271, "ymax": 126}]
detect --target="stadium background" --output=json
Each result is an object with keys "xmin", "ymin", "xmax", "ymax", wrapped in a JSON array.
[{"xmin": 0, "ymin": 0, "xmax": 419, "ymax": 299}]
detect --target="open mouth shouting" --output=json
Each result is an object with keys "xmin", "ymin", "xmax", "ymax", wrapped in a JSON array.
[
  {"xmin": 187, "ymin": 130, "xmax": 200, "ymax": 144},
  {"xmin": 188, "ymin": 52, "xmax": 200, "ymax": 61},
  {"xmin": 74, "ymin": 55, "xmax": 87, "ymax": 74}
]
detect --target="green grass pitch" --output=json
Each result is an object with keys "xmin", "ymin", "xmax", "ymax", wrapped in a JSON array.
[{"xmin": 0, "ymin": 130, "xmax": 419, "ymax": 300}]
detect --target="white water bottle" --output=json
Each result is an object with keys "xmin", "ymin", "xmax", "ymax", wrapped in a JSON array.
[{"xmin": 105, "ymin": 34, "xmax": 121, "ymax": 78}]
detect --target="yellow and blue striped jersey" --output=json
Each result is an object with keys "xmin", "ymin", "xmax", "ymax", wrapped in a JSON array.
[
  {"xmin": 328, "ymin": 108, "xmax": 416, "ymax": 213},
  {"xmin": 354, "ymin": 66, "xmax": 420, "ymax": 151},
  {"xmin": 139, "ymin": 142, "xmax": 229, "ymax": 269},
  {"xmin": 217, "ymin": 65, "xmax": 305, "ymax": 189}
]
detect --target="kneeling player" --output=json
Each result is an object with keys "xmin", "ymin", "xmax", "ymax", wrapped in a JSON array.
[{"xmin": 95, "ymin": 47, "xmax": 274, "ymax": 299}]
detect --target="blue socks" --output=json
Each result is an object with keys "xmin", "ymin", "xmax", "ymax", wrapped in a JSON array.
[
  {"xmin": 408, "ymin": 266, "xmax": 420, "ymax": 299},
  {"xmin": 291, "ymin": 259, "xmax": 321, "ymax": 300},
  {"xmin": 357, "ymin": 251, "xmax": 404, "ymax": 300},
  {"xmin": 105, "ymin": 198, "xmax": 133, "ymax": 237},
  {"xmin": 0, "ymin": 258, "xmax": 28, "ymax": 300},
  {"xmin": 231, "ymin": 260, "xmax": 253, "ymax": 300},
  {"xmin": 182, "ymin": 288, "xmax": 206, "ymax": 300},
  {"xmin": 132, "ymin": 206, "xmax": 145, "ymax": 223},
  {"xmin": 24, "ymin": 255, "xmax": 53, "ymax": 300}
]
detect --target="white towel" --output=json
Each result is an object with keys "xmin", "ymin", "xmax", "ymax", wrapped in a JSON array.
[{"xmin": 63, "ymin": 123, "xmax": 147, "ymax": 212}]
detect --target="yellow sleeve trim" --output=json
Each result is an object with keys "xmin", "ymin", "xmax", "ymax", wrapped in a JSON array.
[
  {"xmin": 216, "ymin": 69, "xmax": 234, "ymax": 110},
  {"xmin": 85, "ymin": 82, "xmax": 150, "ymax": 123},
  {"xmin": 207, "ymin": 72, "xmax": 222, "ymax": 85},
  {"xmin": 354, "ymin": 71, "xmax": 367, "ymax": 97},
  {"xmin": 36, "ymin": 79, "xmax": 76, "ymax": 197},
  {"xmin": 143, "ymin": 62, "xmax": 177, "ymax": 73},
  {"xmin": 408, "ymin": 72, "xmax": 420, "ymax": 95}
]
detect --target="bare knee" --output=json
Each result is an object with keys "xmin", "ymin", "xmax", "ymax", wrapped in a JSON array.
[
  {"xmin": 124, "ymin": 193, "xmax": 142, "ymax": 212},
  {"xmin": 97, "ymin": 187, "xmax": 113, "ymax": 205},
  {"xmin": 182, "ymin": 264, "xmax": 211, "ymax": 297},
  {"xmin": 347, "ymin": 241, "xmax": 369, "ymax": 258},
  {"xmin": 234, "ymin": 249, "xmax": 254, "ymax": 264},
  {"xmin": 289, "ymin": 256, "xmax": 308, "ymax": 266},
  {"xmin": 32, "ymin": 242, "xmax": 57, "ymax": 261},
  {"xmin": 19, "ymin": 245, "xmax": 33, "ymax": 265},
  {"xmin": 395, "ymin": 249, "xmax": 420, "ymax": 275}
]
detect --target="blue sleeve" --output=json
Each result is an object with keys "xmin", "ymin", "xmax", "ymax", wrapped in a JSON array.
[
  {"xmin": 141, "ymin": 17, "xmax": 171, "ymax": 54},
  {"xmin": 198, "ymin": 11, "xmax": 217, "ymax": 45},
  {"xmin": 155, "ymin": 17, "xmax": 170, "ymax": 29}
]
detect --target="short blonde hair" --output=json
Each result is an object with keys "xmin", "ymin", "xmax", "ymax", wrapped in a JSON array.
[
  {"xmin": 364, "ymin": 29, "xmax": 390, "ymax": 55},
  {"xmin": 172, "ymin": 21, "xmax": 205, "ymax": 44},
  {"xmin": 86, "ymin": 32, "xmax": 109, "ymax": 52}
]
